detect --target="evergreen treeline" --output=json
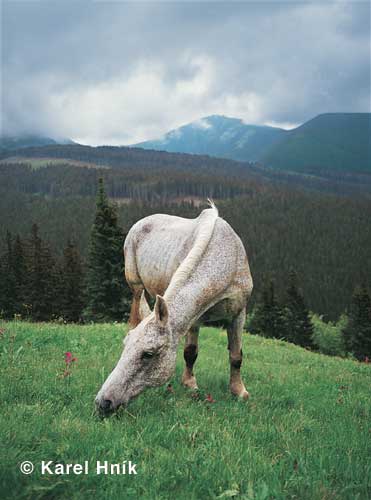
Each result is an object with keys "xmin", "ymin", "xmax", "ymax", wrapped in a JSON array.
[
  {"xmin": 342, "ymin": 285, "xmax": 371, "ymax": 361},
  {"xmin": 248, "ymin": 274, "xmax": 371, "ymax": 361},
  {"xmin": 249, "ymin": 273, "xmax": 313, "ymax": 348},
  {"xmin": 1, "ymin": 184, "xmax": 371, "ymax": 319},
  {"xmin": 1, "ymin": 144, "xmax": 371, "ymax": 320},
  {"xmin": 0, "ymin": 178, "xmax": 370, "ymax": 360},
  {"xmin": 1, "ymin": 143, "xmax": 370, "ymax": 196},
  {"xmin": 0, "ymin": 227, "xmax": 85, "ymax": 322},
  {"xmin": 0, "ymin": 161, "xmax": 255, "ymax": 201},
  {"xmin": 0, "ymin": 181, "xmax": 131, "ymax": 323}
]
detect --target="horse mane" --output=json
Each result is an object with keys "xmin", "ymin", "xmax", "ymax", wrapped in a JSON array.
[{"xmin": 164, "ymin": 200, "xmax": 219, "ymax": 301}]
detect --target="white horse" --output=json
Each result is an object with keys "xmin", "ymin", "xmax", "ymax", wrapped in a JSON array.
[{"xmin": 96, "ymin": 202, "xmax": 253, "ymax": 414}]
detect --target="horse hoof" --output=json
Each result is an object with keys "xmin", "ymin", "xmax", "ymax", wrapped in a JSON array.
[
  {"xmin": 231, "ymin": 387, "xmax": 250, "ymax": 400},
  {"xmin": 182, "ymin": 375, "xmax": 198, "ymax": 390},
  {"xmin": 239, "ymin": 390, "xmax": 250, "ymax": 400}
]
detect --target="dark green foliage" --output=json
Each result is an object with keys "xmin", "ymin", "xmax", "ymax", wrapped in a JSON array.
[
  {"xmin": 0, "ymin": 232, "xmax": 17, "ymax": 318},
  {"xmin": 0, "ymin": 180, "xmax": 132, "ymax": 323},
  {"xmin": 282, "ymin": 271, "xmax": 314, "ymax": 348},
  {"xmin": 60, "ymin": 240, "xmax": 85, "ymax": 322},
  {"xmin": 0, "ymin": 143, "xmax": 371, "ymax": 320},
  {"xmin": 0, "ymin": 232, "xmax": 29, "ymax": 318},
  {"xmin": 249, "ymin": 278, "xmax": 285, "ymax": 339},
  {"xmin": 311, "ymin": 313, "xmax": 346, "ymax": 357},
  {"xmin": 342, "ymin": 285, "xmax": 371, "ymax": 360},
  {"xmin": 0, "ymin": 228, "xmax": 61, "ymax": 321},
  {"xmin": 1, "ymin": 178, "xmax": 370, "ymax": 320},
  {"xmin": 83, "ymin": 179, "xmax": 130, "ymax": 322},
  {"xmin": 25, "ymin": 224, "xmax": 59, "ymax": 321},
  {"xmin": 12, "ymin": 235, "xmax": 27, "ymax": 315},
  {"xmin": 249, "ymin": 272, "xmax": 314, "ymax": 349}
]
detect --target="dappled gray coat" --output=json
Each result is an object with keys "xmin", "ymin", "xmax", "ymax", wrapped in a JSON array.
[{"xmin": 96, "ymin": 202, "xmax": 253, "ymax": 414}]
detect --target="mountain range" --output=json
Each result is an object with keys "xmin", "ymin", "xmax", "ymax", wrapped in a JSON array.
[
  {"xmin": 0, "ymin": 135, "xmax": 75, "ymax": 151},
  {"xmin": 135, "ymin": 113, "xmax": 371, "ymax": 174},
  {"xmin": 135, "ymin": 115, "xmax": 285, "ymax": 163},
  {"xmin": 2, "ymin": 112, "xmax": 369, "ymax": 175}
]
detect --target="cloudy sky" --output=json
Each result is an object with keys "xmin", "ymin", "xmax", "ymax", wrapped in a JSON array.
[{"xmin": 1, "ymin": 0, "xmax": 370, "ymax": 145}]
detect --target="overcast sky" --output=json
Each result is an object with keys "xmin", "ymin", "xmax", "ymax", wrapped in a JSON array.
[{"xmin": 1, "ymin": 1, "xmax": 370, "ymax": 145}]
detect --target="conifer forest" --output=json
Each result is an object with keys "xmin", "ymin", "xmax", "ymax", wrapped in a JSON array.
[{"xmin": 0, "ymin": 145, "xmax": 370, "ymax": 360}]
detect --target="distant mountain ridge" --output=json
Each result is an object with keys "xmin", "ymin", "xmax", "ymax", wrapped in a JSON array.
[
  {"xmin": 135, "ymin": 115, "xmax": 285, "ymax": 162},
  {"xmin": 0, "ymin": 135, "xmax": 75, "ymax": 150},
  {"xmin": 134, "ymin": 113, "xmax": 371, "ymax": 174},
  {"xmin": 262, "ymin": 113, "xmax": 371, "ymax": 173}
]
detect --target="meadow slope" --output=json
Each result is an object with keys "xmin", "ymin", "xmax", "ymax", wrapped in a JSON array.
[{"xmin": 0, "ymin": 322, "xmax": 370, "ymax": 499}]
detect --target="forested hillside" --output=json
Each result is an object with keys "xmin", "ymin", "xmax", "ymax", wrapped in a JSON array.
[
  {"xmin": 1, "ymin": 144, "xmax": 371, "ymax": 320},
  {"xmin": 0, "ymin": 135, "xmax": 74, "ymax": 151},
  {"xmin": 1, "ymin": 143, "xmax": 370, "ymax": 198},
  {"xmin": 262, "ymin": 113, "xmax": 371, "ymax": 173}
]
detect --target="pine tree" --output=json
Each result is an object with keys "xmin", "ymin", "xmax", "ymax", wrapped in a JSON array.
[
  {"xmin": 0, "ymin": 231, "xmax": 17, "ymax": 318},
  {"xmin": 250, "ymin": 278, "xmax": 285, "ymax": 339},
  {"xmin": 60, "ymin": 240, "xmax": 85, "ymax": 322},
  {"xmin": 12, "ymin": 235, "xmax": 27, "ymax": 316},
  {"xmin": 0, "ymin": 255, "xmax": 5, "ymax": 318},
  {"xmin": 83, "ymin": 178, "xmax": 130, "ymax": 322},
  {"xmin": 25, "ymin": 224, "xmax": 58, "ymax": 321},
  {"xmin": 283, "ymin": 271, "xmax": 314, "ymax": 348},
  {"xmin": 342, "ymin": 285, "xmax": 371, "ymax": 360}
]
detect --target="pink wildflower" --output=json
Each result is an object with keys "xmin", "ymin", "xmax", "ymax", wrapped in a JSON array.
[
  {"xmin": 205, "ymin": 394, "xmax": 216, "ymax": 403},
  {"xmin": 64, "ymin": 352, "xmax": 72, "ymax": 364}
]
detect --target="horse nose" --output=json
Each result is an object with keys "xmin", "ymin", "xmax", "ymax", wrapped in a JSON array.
[{"xmin": 97, "ymin": 398, "xmax": 113, "ymax": 414}]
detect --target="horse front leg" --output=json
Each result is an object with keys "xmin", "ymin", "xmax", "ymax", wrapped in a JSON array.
[
  {"xmin": 128, "ymin": 288, "xmax": 143, "ymax": 328},
  {"xmin": 181, "ymin": 326, "xmax": 199, "ymax": 390},
  {"xmin": 227, "ymin": 308, "xmax": 249, "ymax": 400}
]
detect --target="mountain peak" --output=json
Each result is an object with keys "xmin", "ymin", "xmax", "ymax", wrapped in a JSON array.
[
  {"xmin": 134, "ymin": 115, "xmax": 285, "ymax": 162},
  {"xmin": 133, "ymin": 112, "xmax": 370, "ymax": 173}
]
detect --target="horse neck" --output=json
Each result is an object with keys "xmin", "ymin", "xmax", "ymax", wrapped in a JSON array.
[{"xmin": 166, "ymin": 286, "xmax": 207, "ymax": 339}]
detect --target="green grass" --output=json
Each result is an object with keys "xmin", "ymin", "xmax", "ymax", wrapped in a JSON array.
[{"xmin": 0, "ymin": 321, "xmax": 370, "ymax": 500}]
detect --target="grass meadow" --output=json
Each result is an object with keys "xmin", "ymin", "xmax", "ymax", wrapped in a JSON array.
[{"xmin": 0, "ymin": 321, "xmax": 370, "ymax": 499}]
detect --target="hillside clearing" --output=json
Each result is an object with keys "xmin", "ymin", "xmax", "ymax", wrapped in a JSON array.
[
  {"xmin": 0, "ymin": 321, "xmax": 370, "ymax": 499},
  {"xmin": 0, "ymin": 157, "xmax": 109, "ymax": 170}
]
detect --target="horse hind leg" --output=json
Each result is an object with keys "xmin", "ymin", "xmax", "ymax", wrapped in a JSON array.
[
  {"xmin": 227, "ymin": 308, "xmax": 249, "ymax": 400},
  {"xmin": 181, "ymin": 326, "xmax": 199, "ymax": 390}
]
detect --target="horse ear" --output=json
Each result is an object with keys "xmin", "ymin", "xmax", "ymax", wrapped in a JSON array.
[
  {"xmin": 154, "ymin": 295, "xmax": 169, "ymax": 326},
  {"xmin": 139, "ymin": 291, "xmax": 151, "ymax": 320}
]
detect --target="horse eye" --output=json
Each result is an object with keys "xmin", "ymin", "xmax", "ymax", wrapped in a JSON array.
[{"xmin": 142, "ymin": 351, "xmax": 154, "ymax": 360}]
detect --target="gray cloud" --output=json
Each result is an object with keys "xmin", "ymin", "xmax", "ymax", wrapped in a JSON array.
[{"xmin": 1, "ymin": 1, "xmax": 370, "ymax": 144}]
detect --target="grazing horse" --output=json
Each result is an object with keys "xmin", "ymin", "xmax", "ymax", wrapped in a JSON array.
[{"xmin": 96, "ymin": 202, "xmax": 253, "ymax": 414}]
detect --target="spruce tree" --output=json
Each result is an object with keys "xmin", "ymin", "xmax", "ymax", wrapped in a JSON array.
[
  {"xmin": 60, "ymin": 240, "xmax": 85, "ymax": 322},
  {"xmin": 12, "ymin": 235, "xmax": 27, "ymax": 316},
  {"xmin": 0, "ymin": 254, "xmax": 5, "ymax": 317},
  {"xmin": 25, "ymin": 224, "xmax": 58, "ymax": 321},
  {"xmin": 342, "ymin": 285, "xmax": 371, "ymax": 360},
  {"xmin": 283, "ymin": 271, "xmax": 314, "ymax": 348},
  {"xmin": 83, "ymin": 178, "xmax": 129, "ymax": 322},
  {"xmin": 0, "ymin": 231, "xmax": 17, "ymax": 318},
  {"xmin": 250, "ymin": 278, "xmax": 285, "ymax": 339}
]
